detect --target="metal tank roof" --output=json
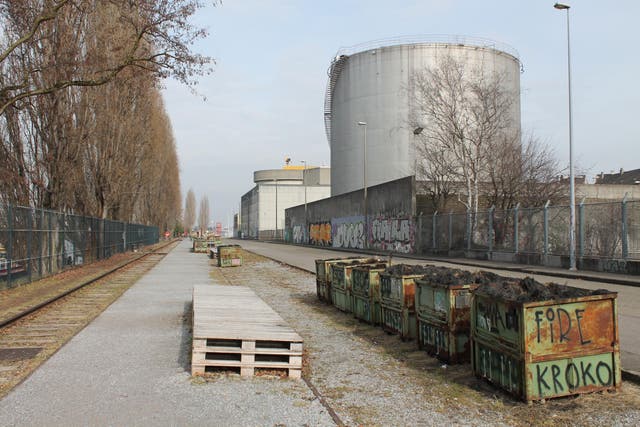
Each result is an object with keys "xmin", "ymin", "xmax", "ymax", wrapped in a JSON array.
[{"xmin": 323, "ymin": 35, "xmax": 521, "ymax": 146}]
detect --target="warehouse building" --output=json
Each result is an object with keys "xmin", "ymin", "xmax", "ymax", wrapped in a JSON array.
[{"xmin": 240, "ymin": 165, "xmax": 330, "ymax": 240}]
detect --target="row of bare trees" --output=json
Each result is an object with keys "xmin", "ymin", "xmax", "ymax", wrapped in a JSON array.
[
  {"xmin": 183, "ymin": 188, "xmax": 210, "ymax": 235},
  {"xmin": 411, "ymin": 56, "xmax": 565, "ymax": 215},
  {"xmin": 0, "ymin": 0, "xmax": 213, "ymax": 233}
]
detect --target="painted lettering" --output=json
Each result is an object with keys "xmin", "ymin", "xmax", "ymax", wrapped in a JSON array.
[
  {"xmin": 535, "ymin": 358, "xmax": 615, "ymax": 398},
  {"xmin": 533, "ymin": 307, "xmax": 592, "ymax": 346},
  {"xmin": 580, "ymin": 361, "xmax": 595, "ymax": 385},
  {"xmin": 537, "ymin": 365, "xmax": 550, "ymax": 396},
  {"xmin": 596, "ymin": 361, "xmax": 612, "ymax": 386},
  {"xmin": 557, "ymin": 308, "xmax": 572, "ymax": 343},
  {"xmin": 575, "ymin": 309, "xmax": 591, "ymax": 345},
  {"xmin": 565, "ymin": 362, "xmax": 579, "ymax": 390}
]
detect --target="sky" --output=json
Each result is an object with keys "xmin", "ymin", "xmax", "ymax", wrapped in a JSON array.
[{"xmin": 162, "ymin": 0, "xmax": 640, "ymax": 227}]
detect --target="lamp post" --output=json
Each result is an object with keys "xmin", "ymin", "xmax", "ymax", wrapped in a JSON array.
[
  {"xmin": 357, "ymin": 121, "xmax": 367, "ymax": 248},
  {"xmin": 301, "ymin": 160, "xmax": 307, "ymax": 214},
  {"xmin": 554, "ymin": 2, "xmax": 577, "ymax": 271},
  {"xmin": 301, "ymin": 160, "xmax": 308, "ymax": 244}
]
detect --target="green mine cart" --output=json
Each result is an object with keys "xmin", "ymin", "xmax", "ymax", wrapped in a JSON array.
[
  {"xmin": 314, "ymin": 257, "xmax": 372, "ymax": 303},
  {"xmin": 217, "ymin": 244, "xmax": 242, "ymax": 267},
  {"xmin": 351, "ymin": 263, "xmax": 390, "ymax": 325},
  {"xmin": 471, "ymin": 277, "xmax": 620, "ymax": 402},
  {"xmin": 330, "ymin": 258, "xmax": 385, "ymax": 313}
]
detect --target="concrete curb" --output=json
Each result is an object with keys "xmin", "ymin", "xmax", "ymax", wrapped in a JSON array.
[{"xmin": 622, "ymin": 369, "xmax": 640, "ymax": 385}]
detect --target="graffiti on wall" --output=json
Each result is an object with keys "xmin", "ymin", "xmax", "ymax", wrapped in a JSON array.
[
  {"xmin": 332, "ymin": 216, "xmax": 365, "ymax": 249},
  {"xmin": 292, "ymin": 225, "xmax": 305, "ymax": 244},
  {"xmin": 309, "ymin": 222, "xmax": 332, "ymax": 246},
  {"xmin": 370, "ymin": 217, "xmax": 414, "ymax": 253}
]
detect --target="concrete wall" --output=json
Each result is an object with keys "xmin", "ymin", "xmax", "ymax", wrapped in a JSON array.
[
  {"xmin": 285, "ymin": 176, "xmax": 416, "ymax": 252},
  {"xmin": 577, "ymin": 184, "xmax": 640, "ymax": 200}
]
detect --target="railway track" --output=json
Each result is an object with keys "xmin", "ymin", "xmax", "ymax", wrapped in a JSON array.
[{"xmin": 0, "ymin": 240, "xmax": 178, "ymax": 398}]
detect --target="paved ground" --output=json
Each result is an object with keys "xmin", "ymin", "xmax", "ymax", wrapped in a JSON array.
[
  {"xmin": 232, "ymin": 239, "xmax": 640, "ymax": 376},
  {"xmin": 0, "ymin": 240, "xmax": 333, "ymax": 426}
]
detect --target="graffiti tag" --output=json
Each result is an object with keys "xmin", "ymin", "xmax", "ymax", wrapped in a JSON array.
[
  {"xmin": 370, "ymin": 217, "xmax": 414, "ymax": 253},
  {"xmin": 292, "ymin": 225, "xmax": 305, "ymax": 244},
  {"xmin": 332, "ymin": 216, "xmax": 365, "ymax": 249},
  {"xmin": 309, "ymin": 222, "xmax": 331, "ymax": 246}
]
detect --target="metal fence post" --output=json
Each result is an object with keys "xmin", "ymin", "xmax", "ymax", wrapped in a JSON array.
[
  {"xmin": 7, "ymin": 204, "xmax": 13, "ymax": 288},
  {"xmin": 432, "ymin": 211, "xmax": 437, "ymax": 251},
  {"xmin": 579, "ymin": 198, "xmax": 585, "ymax": 259},
  {"xmin": 27, "ymin": 207, "xmax": 32, "ymax": 283},
  {"xmin": 48, "ymin": 210, "xmax": 52, "ymax": 274},
  {"xmin": 448, "ymin": 211, "xmax": 453, "ymax": 251},
  {"xmin": 622, "ymin": 194, "xmax": 628, "ymax": 259},
  {"xmin": 543, "ymin": 201, "xmax": 550, "ymax": 257},
  {"xmin": 514, "ymin": 203, "xmax": 520, "ymax": 254},
  {"xmin": 488, "ymin": 206, "xmax": 494, "ymax": 254}
]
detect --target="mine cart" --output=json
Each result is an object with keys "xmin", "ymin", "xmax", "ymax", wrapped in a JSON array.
[
  {"xmin": 217, "ymin": 245, "xmax": 242, "ymax": 267},
  {"xmin": 314, "ymin": 257, "xmax": 372, "ymax": 303},
  {"xmin": 330, "ymin": 258, "xmax": 386, "ymax": 313},
  {"xmin": 471, "ymin": 277, "xmax": 620, "ymax": 402},
  {"xmin": 379, "ymin": 265, "xmax": 435, "ymax": 340},
  {"xmin": 351, "ymin": 263, "xmax": 393, "ymax": 325}
]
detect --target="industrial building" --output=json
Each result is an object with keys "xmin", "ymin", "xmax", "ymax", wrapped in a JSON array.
[
  {"xmin": 240, "ymin": 165, "xmax": 330, "ymax": 240},
  {"xmin": 324, "ymin": 36, "xmax": 521, "ymax": 196}
]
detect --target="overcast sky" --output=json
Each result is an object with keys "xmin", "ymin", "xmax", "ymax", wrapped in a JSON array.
[{"xmin": 162, "ymin": 0, "xmax": 640, "ymax": 226}]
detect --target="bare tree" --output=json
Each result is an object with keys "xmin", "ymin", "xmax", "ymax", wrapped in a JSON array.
[
  {"xmin": 184, "ymin": 189, "xmax": 197, "ymax": 232},
  {"xmin": 410, "ymin": 55, "xmax": 517, "ymax": 217},
  {"xmin": 0, "ymin": 0, "xmax": 215, "ymax": 115},
  {"xmin": 197, "ymin": 195, "xmax": 210, "ymax": 235}
]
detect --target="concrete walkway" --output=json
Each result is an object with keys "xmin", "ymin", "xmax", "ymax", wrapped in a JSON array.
[{"xmin": 0, "ymin": 240, "xmax": 332, "ymax": 427}]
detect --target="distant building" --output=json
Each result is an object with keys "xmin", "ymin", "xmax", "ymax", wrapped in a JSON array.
[
  {"xmin": 240, "ymin": 166, "xmax": 331, "ymax": 240},
  {"xmin": 595, "ymin": 168, "xmax": 640, "ymax": 185},
  {"xmin": 575, "ymin": 168, "xmax": 640, "ymax": 201}
]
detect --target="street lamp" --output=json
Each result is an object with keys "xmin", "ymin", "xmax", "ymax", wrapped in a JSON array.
[
  {"xmin": 301, "ymin": 160, "xmax": 308, "ymax": 244},
  {"xmin": 554, "ymin": 2, "xmax": 577, "ymax": 271},
  {"xmin": 357, "ymin": 121, "xmax": 367, "ymax": 248},
  {"xmin": 301, "ymin": 160, "xmax": 307, "ymax": 214}
]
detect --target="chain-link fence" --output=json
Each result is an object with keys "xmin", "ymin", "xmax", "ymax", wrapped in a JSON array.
[
  {"xmin": 416, "ymin": 198, "xmax": 639, "ymax": 262},
  {"xmin": 0, "ymin": 204, "xmax": 159, "ymax": 289}
]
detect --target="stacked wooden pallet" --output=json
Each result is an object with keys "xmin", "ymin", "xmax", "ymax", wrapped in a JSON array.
[{"xmin": 191, "ymin": 285, "xmax": 303, "ymax": 378}]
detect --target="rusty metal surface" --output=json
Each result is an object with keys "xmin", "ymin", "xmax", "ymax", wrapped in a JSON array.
[
  {"xmin": 381, "ymin": 305, "xmax": 417, "ymax": 340},
  {"xmin": 472, "ymin": 287, "xmax": 621, "ymax": 401},
  {"xmin": 217, "ymin": 245, "xmax": 242, "ymax": 267},
  {"xmin": 380, "ymin": 273, "xmax": 423, "ymax": 310},
  {"xmin": 351, "ymin": 264, "xmax": 387, "ymax": 299},
  {"xmin": 415, "ymin": 278, "xmax": 479, "ymax": 364}
]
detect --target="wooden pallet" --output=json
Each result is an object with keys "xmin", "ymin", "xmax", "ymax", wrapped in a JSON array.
[{"xmin": 191, "ymin": 285, "xmax": 303, "ymax": 378}]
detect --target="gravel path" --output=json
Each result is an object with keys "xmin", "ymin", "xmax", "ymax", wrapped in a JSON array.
[
  {"xmin": 0, "ymin": 241, "xmax": 334, "ymax": 426},
  {"xmin": 213, "ymin": 251, "xmax": 640, "ymax": 426}
]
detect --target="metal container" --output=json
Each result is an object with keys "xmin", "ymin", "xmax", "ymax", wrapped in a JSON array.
[
  {"xmin": 192, "ymin": 238, "xmax": 208, "ymax": 253},
  {"xmin": 314, "ymin": 257, "xmax": 371, "ymax": 303},
  {"xmin": 331, "ymin": 258, "xmax": 384, "ymax": 313},
  {"xmin": 415, "ymin": 269, "xmax": 480, "ymax": 364},
  {"xmin": 351, "ymin": 263, "xmax": 389, "ymax": 325},
  {"xmin": 379, "ymin": 265, "xmax": 433, "ymax": 339},
  {"xmin": 471, "ymin": 278, "xmax": 620, "ymax": 402},
  {"xmin": 217, "ymin": 245, "xmax": 242, "ymax": 267},
  {"xmin": 326, "ymin": 37, "xmax": 521, "ymax": 196}
]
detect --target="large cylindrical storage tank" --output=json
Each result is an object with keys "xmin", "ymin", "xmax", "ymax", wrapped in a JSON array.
[{"xmin": 325, "ymin": 36, "xmax": 521, "ymax": 196}]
